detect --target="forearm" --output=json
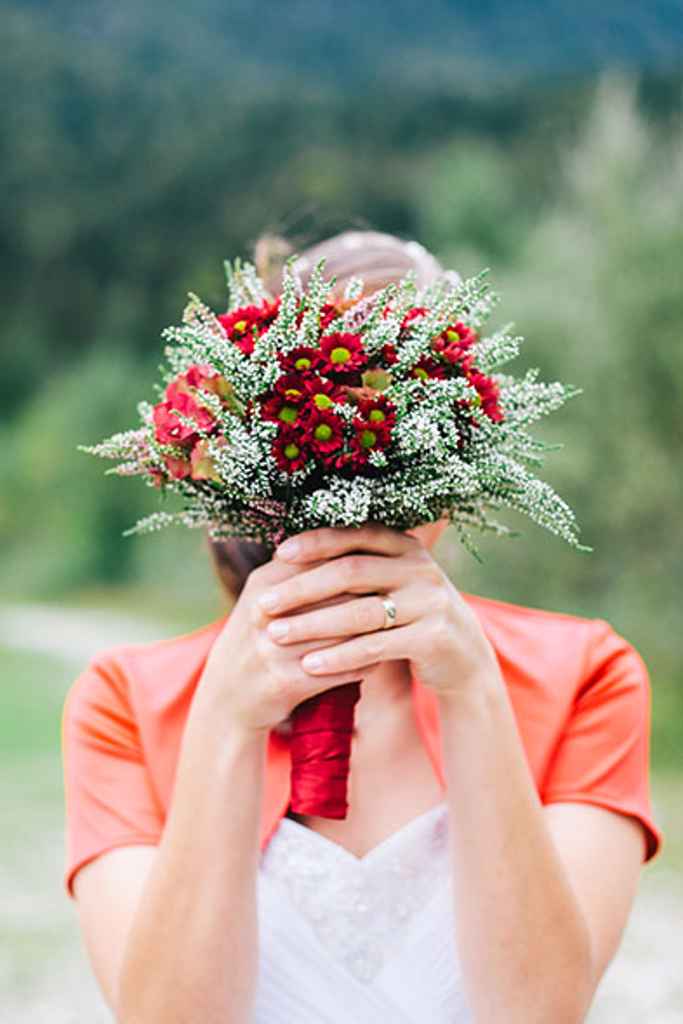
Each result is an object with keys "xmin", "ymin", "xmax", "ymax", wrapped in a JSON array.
[
  {"xmin": 116, "ymin": 680, "xmax": 267, "ymax": 1024},
  {"xmin": 438, "ymin": 673, "xmax": 594, "ymax": 1023}
]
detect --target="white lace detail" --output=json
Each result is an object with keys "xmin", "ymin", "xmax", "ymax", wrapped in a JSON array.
[{"xmin": 259, "ymin": 802, "xmax": 452, "ymax": 985}]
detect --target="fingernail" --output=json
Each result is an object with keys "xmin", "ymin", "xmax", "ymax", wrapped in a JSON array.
[
  {"xmin": 302, "ymin": 652, "xmax": 324, "ymax": 671},
  {"xmin": 267, "ymin": 620, "xmax": 289, "ymax": 639},
  {"xmin": 258, "ymin": 591, "xmax": 280, "ymax": 611},
  {"xmin": 277, "ymin": 538, "xmax": 301, "ymax": 559}
]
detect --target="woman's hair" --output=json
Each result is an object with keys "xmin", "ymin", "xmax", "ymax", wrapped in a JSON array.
[{"xmin": 207, "ymin": 229, "xmax": 446, "ymax": 603}]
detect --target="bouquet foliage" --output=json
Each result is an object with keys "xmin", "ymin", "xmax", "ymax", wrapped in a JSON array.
[
  {"xmin": 79, "ymin": 256, "xmax": 591, "ymax": 561},
  {"xmin": 78, "ymin": 254, "xmax": 591, "ymax": 820}
]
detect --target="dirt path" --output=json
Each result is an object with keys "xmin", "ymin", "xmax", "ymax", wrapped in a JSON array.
[{"xmin": 0, "ymin": 602, "xmax": 173, "ymax": 662}]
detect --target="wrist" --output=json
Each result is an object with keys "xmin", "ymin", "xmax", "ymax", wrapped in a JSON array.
[
  {"xmin": 191, "ymin": 669, "xmax": 271, "ymax": 746},
  {"xmin": 435, "ymin": 662, "xmax": 505, "ymax": 718}
]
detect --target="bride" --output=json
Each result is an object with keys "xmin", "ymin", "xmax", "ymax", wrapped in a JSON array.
[{"xmin": 61, "ymin": 230, "xmax": 662, "ymax": 1023}]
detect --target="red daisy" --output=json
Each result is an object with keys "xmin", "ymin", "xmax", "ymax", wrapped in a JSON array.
[
  {"xmin": 354, "ymin": 393, "xmax": 397, "ymax": 429},
  {"xmin": 318, "ymin": 332, "xmax": 368, "ymax": 378},
  {"xmin": 352, "ymin": 414, "xmax": 392, "ymax": 451},
  {"xmin": 303, "ymin": 375, "xmax": 346, "ymax": 411},
  {"xmin": 217, "ymin": 298, "xmax": 280, "ymax": 355},
  {"xmin": 260, "ymin": 373, "xmax": 309, "ymax": 425},
  {"xmin": 330, "ymin": 415, "xmax": 391, "ymax": 472},
  {"xmin": 303, "ymin": 409, "xmax": 345, "ymax": 460},
  {"xmin": 273, "ymin": 373, "xmax": 309, "ymax": 401},
  {"xmin": 400, "ymin": 306, "xmax": 428, "ymax": 332},
  {"xmin": 409, "ymin": 356, "xmax": 448, "ymax": 381},
  {"xmin": 277, "ymin": 345, "xmax": 326, "ymax": 376},
  {"xmin": 466, "ymin": 369, "xmax": 504, "ymax": 423},
  {"xmin": 272, "ymin": 429, "xmax": 310, "ymax": 473},
  {"xmin": 432, "ymin": 321, "xmax": 478, "ymax": 367},
  {"xmin": 380, "ymin": 343, "xmax": 398, "ymax": 366},
  {"xmin": 294, "ymin": 301, "xmax": 341, "ymax": 333}
]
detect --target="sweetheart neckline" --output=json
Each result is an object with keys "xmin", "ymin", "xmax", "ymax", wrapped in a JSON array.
[{"xmin": 278, "ymin": 799, "xmax": 448, "ymax": 866}]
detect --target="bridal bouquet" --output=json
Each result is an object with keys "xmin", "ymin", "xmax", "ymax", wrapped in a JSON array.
[{"xmin": 78, "ymin": 254, "xmax": 590, "ymax": 818}]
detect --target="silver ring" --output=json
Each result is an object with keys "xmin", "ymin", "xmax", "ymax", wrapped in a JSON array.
[{"xmin": 380, "ymin": 595, "xmax": 397, "ymax": 629}]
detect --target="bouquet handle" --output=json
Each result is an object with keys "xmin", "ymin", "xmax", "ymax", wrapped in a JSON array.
[{"xmin": 289, "ymin": 681, "xmax": 362, "ymax": 818}]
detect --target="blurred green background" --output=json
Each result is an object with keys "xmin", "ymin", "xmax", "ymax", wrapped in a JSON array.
[{"xmin": 1, "ymin": 2, "xmax": 681, "ymax": 1020}]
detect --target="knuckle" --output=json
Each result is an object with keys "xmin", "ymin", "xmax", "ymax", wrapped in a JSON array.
[
  {"xmin": 422, "ymin": 561, "xmax": 444, "ymax": 587},
  {"xmin": 267, "ymin": 666, "xmax": 297, "ymax": 700},
  {"xmin": 285, "ymin": 575, "xmax": 304, "ymax": 604},
  {"xmin": 349, "ymin": 600, "xmax": 370, "ymax": 634},
  {"xmin": 430, "ymin": 585, "xmax": 450, "ymax": 614},
  {"xmin": 364, "ymin": 634, "xmax": 383, "ymax": 662},
  {"xmin": 344, "ymin": 554, "xmax": 363, "ymax": 583}
]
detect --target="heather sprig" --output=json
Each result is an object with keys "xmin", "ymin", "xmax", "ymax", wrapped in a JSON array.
[{"xmin": 77, "ymin": 254, "xmax": 592, "ymax": 561}]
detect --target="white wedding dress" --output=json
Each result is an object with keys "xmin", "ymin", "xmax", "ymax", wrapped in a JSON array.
[{"xmin": 252, "ymin": 800, "xmax": 474, "ymax": 1022}]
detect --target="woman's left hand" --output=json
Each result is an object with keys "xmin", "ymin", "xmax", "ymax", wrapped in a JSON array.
[{"xmin": 257, "ymin": 522, "xmax": 502, "ymax": 700}]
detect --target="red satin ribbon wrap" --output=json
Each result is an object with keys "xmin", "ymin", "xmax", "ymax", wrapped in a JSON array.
[{"xmin": 289, "ymin": 680, "xmax": 362, "ymax": 818}]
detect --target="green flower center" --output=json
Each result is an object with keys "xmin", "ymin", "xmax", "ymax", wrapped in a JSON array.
[
  {"xmin": 234, "ymin": 319, "xmax": 248, "ymax": 333},
  {"xmin": 284, "ymin": 388, "xmax": 303, "ymax": 399},
  {"xmin": 294, "ymin": 356, "xmax": 312, "ymax": 370},
  {"xmin": 446, "ymin": 328, "xmax": 458, "ymax": 342},
  {"xmin": 314, "ymin": 423, "xmax": 333, "ymax": 441},
  {"xmin": 284, "ymin": 442, "xmax": 300, "ymax": 459},
  {"xmin": 313, "ymin": 393, "xmax": 334, "ymax": 409},
  {"xmin": 331, "ymin": 346, "xmax": 351, "ymax": 364},
  {"xmin": 413, "ymin": 367, "xmax": 428, "ymax": 380},
  {"xmin": 368, "ymin": 409, "xmax": 385, "ymax": 422},
  {"xmin": 278, "ymin": 405, "xmax": 298, "ymax": 424},
  {"xmin": 360, "ymin": 429, "xmax": 377, "ymax": 448}
]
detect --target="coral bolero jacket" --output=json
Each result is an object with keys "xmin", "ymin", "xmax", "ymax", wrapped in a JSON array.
[{"xmin": 61, "ymin": 591, "xmax": 663, "ymax": 898}]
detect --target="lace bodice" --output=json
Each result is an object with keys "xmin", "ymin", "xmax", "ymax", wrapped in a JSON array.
[{"xmin": 252, "ymin": 801, "xmax": 474, "ymax": 1023}]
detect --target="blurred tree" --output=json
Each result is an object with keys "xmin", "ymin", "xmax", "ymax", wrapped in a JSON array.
[{"xmin": 429, "ymin": 73, "xmax": 682, "ymax": 765}]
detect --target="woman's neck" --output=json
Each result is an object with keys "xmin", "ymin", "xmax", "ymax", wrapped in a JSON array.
[{"xmin": 352, "ymin": 659, "xmax": 414, "ymax": 737}]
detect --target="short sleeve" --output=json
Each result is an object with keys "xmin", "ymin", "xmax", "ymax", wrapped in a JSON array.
[
  {"xmin": 541, "ymin": 619, "xmax": 663, "ymax": 864},
  {"xmin": 61, "ymin": 654, "xmax": 164, "ymax": 899}
]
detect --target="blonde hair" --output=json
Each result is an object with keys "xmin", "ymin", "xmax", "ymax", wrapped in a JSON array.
[{"xmin": 254, "ymin": 228, "xmax": 446, "ymax": 301}]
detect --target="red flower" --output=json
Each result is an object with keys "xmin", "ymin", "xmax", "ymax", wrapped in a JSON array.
[
  {"xmin": 380, "ymin": 343, "xmax": 398, "ymax": 366},
  {"xmin": 432, "ymin": 321, "xmax": 478, "ymax": 368},
  {"xmin": 217, "ymin": 298, "xmax": 280, "ymax": 355},
  {"xmin": 319, "ymin": 302, "xmax": 341, "ymax": 331},
  {"xmin": 278, "ymin": 346, "xmax": 326, "ymax": 376},
  {"xmin": 466, "ymin": 369, "xmax": 504, "ymax": 423},
  {"xmin": 273, "ymin": 373, "xmax": 308, "ymax": 400},
  {"xmin": 272, "ymin": 428, "xmax": 310, "ymax": 473},
  {"xmin": 153, "ymin": 389, "xmax": 216, "ymax": 446},
  {"xmin": 400, "ymin": 306, "xmax": 428, "ymax": 332},
  {"xmin": 331, "ymin": 415, "xmax": 391, "ymax": 471},
  {"xmin": 163, "ymin": 452, "xmax": 192, "ymax": 479},
  {"xmin": 303, "ymin": 409, "xmax": 345, "ymax": 461},
  {"xmin": 294, "ymin": 301, "xmax": 340, "ymax": 333},
  {"xmin": 318, "ymin": 332, "xmax": 368, "ymax": 378},
  {"xmin": 261, "ymin": 393, "xmax": 307, "ymax": 426},
  {"xmin": 409, "ymin": 356, "xmax": 448, "ymax": 381},
  {"xmin": 354, "ymin": 393, "xmax": 397, "ymax": 429},
  {"xmin": 303, "ymin": 375, "xmax": 346, "ymax": 411}
]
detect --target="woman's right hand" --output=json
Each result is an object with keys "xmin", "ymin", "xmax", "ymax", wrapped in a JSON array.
[{"xmin": 197, "ymin": 553, "xmax": 373, "ymax": 736}]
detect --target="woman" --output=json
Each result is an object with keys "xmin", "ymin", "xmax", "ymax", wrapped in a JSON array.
[{"xmin": 61, "ymin": 230, "xmax": 663, "ymax": 1023}]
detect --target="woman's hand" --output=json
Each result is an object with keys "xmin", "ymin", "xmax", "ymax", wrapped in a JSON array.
[
  {"xmin": 261, "ymin": 522, "xmax": 503, "ymax": 700},
  {"xmin": 197, "ymin": 553, "xmax": 380, "ymax": 736}
]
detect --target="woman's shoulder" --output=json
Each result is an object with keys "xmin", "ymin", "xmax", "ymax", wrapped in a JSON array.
[
  {"xmin": 459, "ymin": 590, "xmax": 647, "ymax": 699},
  {"xmin": 460, "ymin": 588, "xmax": 602, "ymax": 649},
  {"xmin": 63, "ymin": 612, "xmax": 231, "ymax": 723}
]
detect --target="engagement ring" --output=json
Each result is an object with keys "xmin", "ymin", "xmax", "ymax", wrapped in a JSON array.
[{"xmin": 380, "ymin": 595, "xmax": 397, "ymax": 629}]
